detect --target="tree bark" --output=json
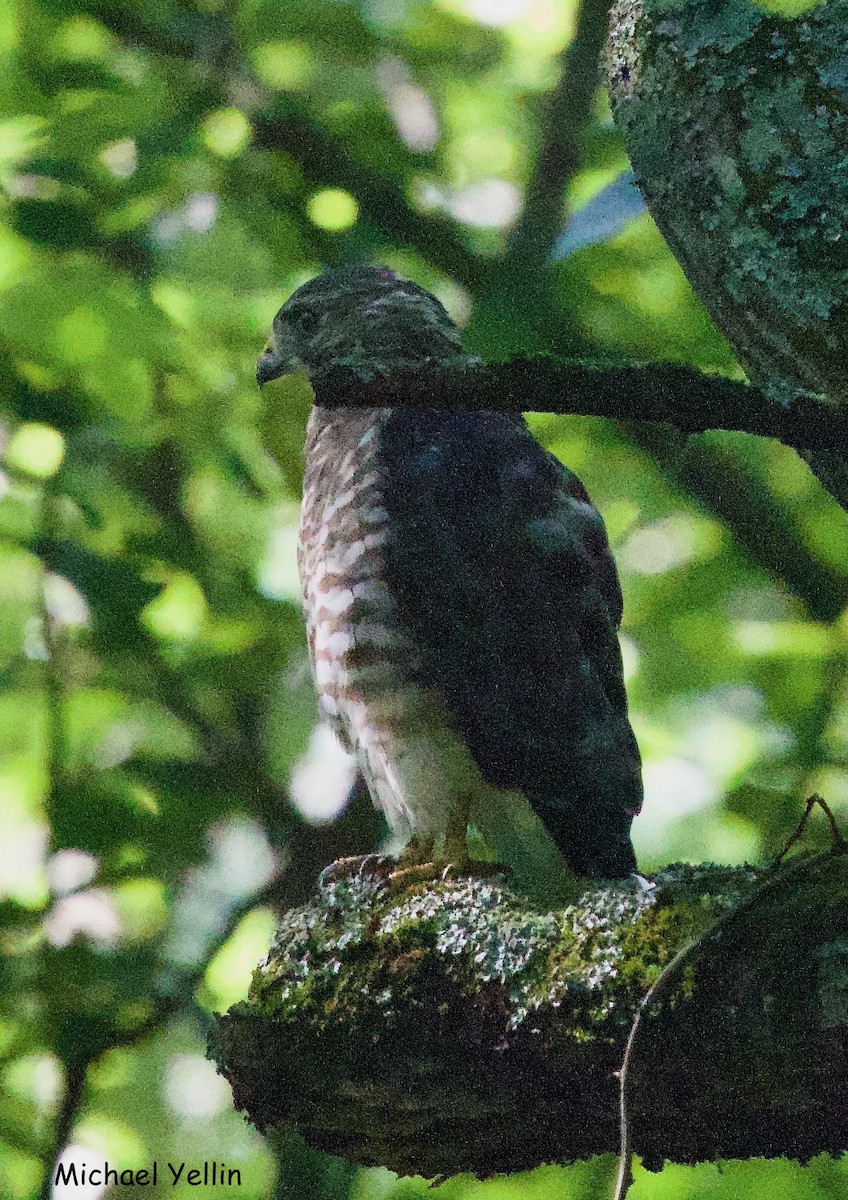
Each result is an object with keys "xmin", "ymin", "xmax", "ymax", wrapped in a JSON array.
[
  {"xmin": 209, "ymin": 853, "xmax": 848, "ymax": 1177},
  {"xmin": 305, "ymin": 357, "xmax": 848, "ymax": 455},
  {"xmin": 605, "ymin": 0, "xmax": 848, "ymax": 508}
]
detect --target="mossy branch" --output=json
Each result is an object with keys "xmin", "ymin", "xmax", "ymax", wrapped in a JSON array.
[
  {"xmin": 605, "ymin": 0, "xmax": 848, "ymax": 509},
  {"xmin": 209, "ymin": 854, "xmax": 848, "ymax": 1177},
  {"xmin": 312, "ymin": 357, "xmax": 848, "ymax": 456}
]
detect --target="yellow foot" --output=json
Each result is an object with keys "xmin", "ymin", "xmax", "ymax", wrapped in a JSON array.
[
  {"xmin": 386, "ymin": 858, "xmax": 511, "ymax": 896},
  {"xmin": 317, "ymin": 854, "xmax": 394, "ymax": 890}
]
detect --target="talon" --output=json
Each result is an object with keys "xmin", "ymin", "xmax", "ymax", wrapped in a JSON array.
[
  {"xmin": 386, "ymin": 858, "xmax": 512, "ymax": 896},
  {"xmin": 318, "ymin": 854, "xmax": 393, "ymax": 890}
]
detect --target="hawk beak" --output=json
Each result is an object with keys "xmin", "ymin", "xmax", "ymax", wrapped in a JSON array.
[
  {"xmin": 256, "ymin": 347, "xmax": 290, "ymax": 386},
  {"xmin": 256, "ymin": 324, "xmax": 305, "ymax": 385}
]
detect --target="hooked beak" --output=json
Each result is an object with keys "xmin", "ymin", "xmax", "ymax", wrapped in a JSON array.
[
  {"xmin": 257, "ymin": 321, "xmax": 306, "ymax": 386},
  {"xmin": 256, "ymin": 345, "xmax": 290, "ymax": 385}
]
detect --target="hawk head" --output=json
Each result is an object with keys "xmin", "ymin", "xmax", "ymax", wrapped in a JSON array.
[{"xmin": 256, "ymin": 265, "xmax": 466, "ymax": 386}]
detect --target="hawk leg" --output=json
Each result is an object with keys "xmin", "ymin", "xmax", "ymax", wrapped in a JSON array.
[{"xmin": 387, "ymin": 796, "xmax": 511, "ymax": 893}]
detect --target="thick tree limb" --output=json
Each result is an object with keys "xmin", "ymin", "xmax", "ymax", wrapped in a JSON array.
[
  {"xmin": 621, "ymin": 422, "xmax": 848, "ymax": 624},
  {"xmin": 209, "ymin": 854, "xmax": 848, "ymax": 1177},
  {"xmin": 312, "ymin": 356, "xmax": 848, "ymax": 456},
  {"xmin": 606, "ymin": 0, "xmax": 848, "ymax": 511}
]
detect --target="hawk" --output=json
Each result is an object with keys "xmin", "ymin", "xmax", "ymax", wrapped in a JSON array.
[{"xmin": 257, "ymin": 266, "xmax": 642, "ymax": 898}]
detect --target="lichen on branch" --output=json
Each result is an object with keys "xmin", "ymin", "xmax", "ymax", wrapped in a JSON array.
[
  {"xmin": 208, "ymin": 857, "xmax": 848, "ymax": 1176},
  {"xmin": 606, "ymin": 0, "xmax": 848, "ymax": 504}
]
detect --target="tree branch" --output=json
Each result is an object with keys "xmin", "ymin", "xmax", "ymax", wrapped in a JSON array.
[
  {"xmin": 252, "ymin": 104, "xmax": 485, "ymax": 291},
  {"xmin": 312, "ymin": 355, "xmax": 848, "ymax": 620},
  {"xmin": 209, "ymin": 854, "xmax": 848, "ymax": 1177},
  {"xmin": 622, "ymin": 421, "xmax": 848, "ymax": 624},
  {"xmin": 505, "ymin": 0, "xmax": 613, "ymax": 272},
  {"xmin": 313, "ymin": 356, "xmax": 848, "ymax": 455},
  {"xmin": 39, "ymin": 1058, "xmax": 89, "ymax": 1200}
]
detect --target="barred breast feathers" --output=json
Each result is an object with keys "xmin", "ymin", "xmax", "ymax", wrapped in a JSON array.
[{"xmin": 299, "ymin": 406, "xmax": 409, "ymax": 726}]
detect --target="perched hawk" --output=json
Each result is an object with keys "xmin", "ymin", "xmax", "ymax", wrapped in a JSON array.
[{"xmin": 258, "ymin": 267, "xmax": 642, "ymax": 897}]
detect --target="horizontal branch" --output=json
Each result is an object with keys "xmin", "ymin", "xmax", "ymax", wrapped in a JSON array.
[
  {"xmin": 210, "ymin": 853, "xmax": 848, "ymax": 1176},
  {"xmin": 312, "ymin": 357, "xmax": 848, "ymax": 455}
]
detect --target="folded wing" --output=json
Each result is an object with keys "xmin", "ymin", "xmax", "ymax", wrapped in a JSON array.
[{"xmin": 380, "ymin": 408, "xmax": 642, "ymax": 878}]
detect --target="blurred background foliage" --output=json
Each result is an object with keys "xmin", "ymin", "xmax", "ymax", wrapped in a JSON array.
[{"xmin": 1, "ymin": 0, "xmax": 847, "ymax": 1196}]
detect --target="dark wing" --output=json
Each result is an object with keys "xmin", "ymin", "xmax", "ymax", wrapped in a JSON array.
[{"xmin": 380, "ymin": 408, "xmax": 641, "ymax": 878}]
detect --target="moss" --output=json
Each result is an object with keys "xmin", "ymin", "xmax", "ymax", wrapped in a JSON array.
[
  {"xmin": 248, "ymin": 864, "xmax": 762, "ymax": 1042},
  {"xmin": 607, "ymin": 0, "xmax": 848, "ymax": 406},
  {"xmin": 212, "ymin": 856, "xmax": 848, "ymax": 1174}
]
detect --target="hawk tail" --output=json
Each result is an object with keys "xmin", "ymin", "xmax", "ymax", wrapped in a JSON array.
[{"xmin": 528, "ymin": 790, "xmax": 639, "ymax": 880}]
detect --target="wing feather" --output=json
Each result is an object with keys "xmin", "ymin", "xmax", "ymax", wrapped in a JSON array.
[{"xmin": 380, "ymin": 408, "xmax": 641, "ymax": 877}]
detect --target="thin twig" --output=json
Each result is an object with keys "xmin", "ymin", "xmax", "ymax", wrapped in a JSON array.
[
  {"xmin": 38, "ymin": 1055, "xmax": 90, "ymax": 1199},
  {"xmin": 774, "ymin": 793, "xmax": 848, "ymax": 866},
  {"xmin": 816, "ymin": 796, "xmax": 848, "ymax": 851},
  {"xmin": 612, "ymin": 848, "xmax": 835, "ymax": 1200},
  {"xmin": 773, "ymin": 794, "xmax": 820, "ymax": 865}
]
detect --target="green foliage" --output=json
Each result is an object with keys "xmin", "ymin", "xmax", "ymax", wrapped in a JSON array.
[{"xmin": 0, "ymin": 0, "xmax": 846, "ymax": 1198}]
